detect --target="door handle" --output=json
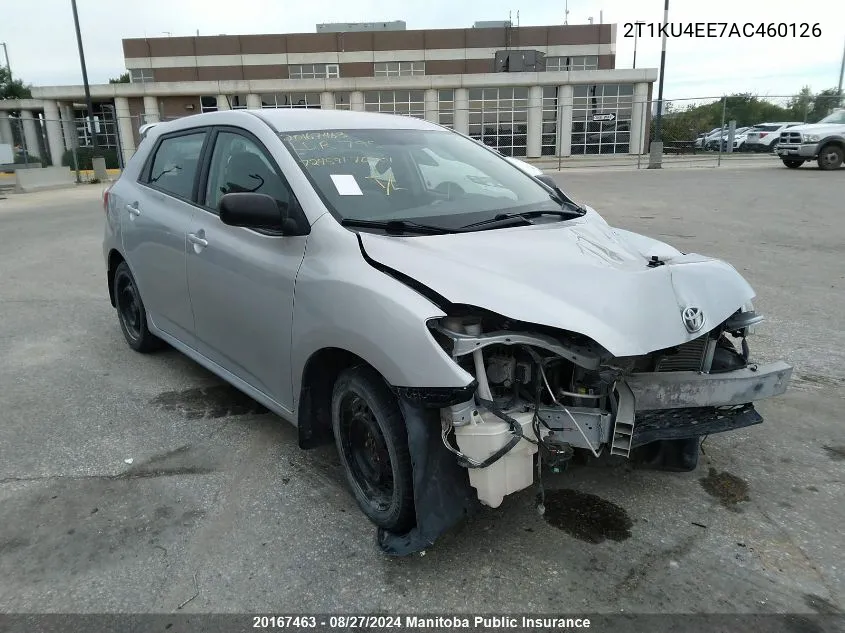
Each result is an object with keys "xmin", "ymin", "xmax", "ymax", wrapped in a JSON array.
[
  {"xmin": 187, "ymin": 233, "xmax": 208, "ymax": 248},
  {"xmin": 126, "ymin": 203, "xmax": 140, "ymax": 217}
]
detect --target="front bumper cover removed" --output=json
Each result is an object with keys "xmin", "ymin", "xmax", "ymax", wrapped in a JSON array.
[{"xmin": 623, "ymin": 361, "xmax": 791, "ymax": 446}]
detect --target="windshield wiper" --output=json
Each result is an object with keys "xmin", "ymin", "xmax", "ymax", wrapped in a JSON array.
[
  {"xmin": 460, "ymin": 208, "xmax": 582, "ymax": 230},
  {"xmin": 340, "ymin": 218, "xmax": 454, "ymax": 235}
]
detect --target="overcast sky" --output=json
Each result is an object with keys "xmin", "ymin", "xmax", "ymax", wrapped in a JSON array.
[{"xmin": 2, "ymin": 0, "xmax": 843, "ymax": 101}]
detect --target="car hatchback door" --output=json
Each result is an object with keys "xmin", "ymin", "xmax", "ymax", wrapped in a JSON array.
[
  {"xmin": 186, "ymin": 128, "xmax": 308, "ymax": 410},
  {"xmin": 123, "ymin": 129, "xmax": 208, "ymax": 341}
]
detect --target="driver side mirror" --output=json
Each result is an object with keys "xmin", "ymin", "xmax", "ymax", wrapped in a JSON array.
[{"xmin": 219, "ymin": 192, "xmax": 304, "ymax": 235}]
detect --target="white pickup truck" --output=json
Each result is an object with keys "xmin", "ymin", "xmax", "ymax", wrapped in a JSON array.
[{"xmin": 775, "ymin": 109, "xmax": 845, "ymax": 170}]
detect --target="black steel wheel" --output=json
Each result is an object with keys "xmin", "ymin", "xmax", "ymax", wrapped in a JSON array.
[
  {"xmin": 817, "ymin": 144, "xmax": 844, "ymax": 171},
  {"xmin": 782, "ymin": 159, "xmax": 804, "ymax": 169},
  {"xmin": 113, "ymin": 261, "xmax": 162, "ymax": 353},
  {"xmin": 332, "ymin": 366, "xmax": 414, "ymax": 532}
]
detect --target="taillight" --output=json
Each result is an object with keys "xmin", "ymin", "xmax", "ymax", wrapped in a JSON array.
[{"xmin": 103, "ymin": 187, "xmax": 110, "ymax": 214}]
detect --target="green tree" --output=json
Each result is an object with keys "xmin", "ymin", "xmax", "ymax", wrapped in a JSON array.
[
  {"xmin": 0, "ymin": 67, "xmax": 32, "ymax": 99},
  {"xmin": 109, "ymin": 72, "xmax": 130, "ymax": 84},
  {"xmin": 808, "ymin": 88, "xmax": 842, "ymax": 122}
]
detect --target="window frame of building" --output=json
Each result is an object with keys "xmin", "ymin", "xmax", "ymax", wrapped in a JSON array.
[
  {"xmin": 571, "ymin": 83, "xmax": 634, "ymax": 155},
  {"xmin": 364, "ymin": 90, "xmax": 425, "ymax": 118},
  {"xmin": 129, "ymin": 68, "xmax": 155, "ymax": 83},
  {"xmin": 467, "ymin": 87, "xmax": 529, "ymax": 157},
  {"xmin": 200, "ymin": 96, "xmax": 218, "ymax": 113},
  {"xmin": 288, "ymin": 63, "xmax": 340, "ymax": 79},
  {"xmin": 334, "ymin": 92, "xmax": 352, "ymax": 110},
  {"xmin": 541, "ymin": 87, "xmax": 558, "ymax": 156},
  {"xmin": 373, "ymin": 61, "xmax": 425, "ymax": 77},
  {"xmin": 72, "ymin": 106, "xmax": 119, "ymax": 150},
  {"xmin": 260, "ymin": 92, "xmax": 322, "ymax": 109},
  {"xmin": 140, "ymin": 129, "xmax": 209, "ymax": 202},
  {"xmin": 545, "ymin": 56, "xmax": 599, "ymax": 72},
  {"xmin": 438, "ymin": 89, "xmax": 454, "ymax": 128}
]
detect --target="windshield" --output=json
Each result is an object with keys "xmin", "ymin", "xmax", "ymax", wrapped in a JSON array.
[
  {"xmin": 281, "ymin": 128, "xmax": 559, "ymax": 227},
  {"xmin": 818, "ymin": 110, "xmax": 845, "ymax": 125}
]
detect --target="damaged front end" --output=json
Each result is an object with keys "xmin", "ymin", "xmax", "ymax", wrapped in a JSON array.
[{"xmin": 428, "ymin": 306, "xmax": 792, "ymax": 508}]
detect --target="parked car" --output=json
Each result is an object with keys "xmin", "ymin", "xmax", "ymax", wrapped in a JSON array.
[
  {"xmin": 104, "ymin": 110, "xmax": 792, "ymax": 552},
  {"xmin": 745, "ymin": 122, "xmax": 803, "ymax": 152},
  {"xmin": 703, "ymin": 127, "xmax": 728, "ymax": 150},
  {"xmin": 717, "ymin": 127, "xmax": 751, "ymax": 152},
  {"xmin": 693, "ymin": 129, "xmax": 718, "ymax": 149},
  {"xmin": 775, "ymin": 109, "xmax": 845, "ymax": 170}
]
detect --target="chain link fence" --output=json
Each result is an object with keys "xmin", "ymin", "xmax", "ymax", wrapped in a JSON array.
[
  {"xmin": 632, "ymin": 92, "xmax": 844, "ymax": 169},
  {"xmin": 1, "ymin": 91, "xmax": 842, "ymax": 181}
]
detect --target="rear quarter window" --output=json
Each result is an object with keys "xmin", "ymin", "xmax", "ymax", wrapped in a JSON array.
[{"xmin": 144, "ymin": 132, "xmax": 207, "ymax": 200}]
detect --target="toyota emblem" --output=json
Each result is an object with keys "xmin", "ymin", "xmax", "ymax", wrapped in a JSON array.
[{"xmin": 682, "ymin": 307, "xmax": 705, "ymax": 333}]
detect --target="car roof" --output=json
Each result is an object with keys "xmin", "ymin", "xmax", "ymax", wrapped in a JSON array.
[{"xmin": 146, "ymin": 109, "xmax": 442, "ymax": 136}]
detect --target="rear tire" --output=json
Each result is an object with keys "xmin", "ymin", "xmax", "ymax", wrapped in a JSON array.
[
  {"xmin": 782, "ymin": 159, "xmax": 804, "ymax": 169},
  {"xmin": 331, "ymin": 366, "xmax": 415, "ymax": 532},
  {"xmin": 113, "ymin": 261, "xmax": 163, "ymax": 353},
  {"xmin": 817, "ymin": 144, "xmax": 844, "ymax": 171}
]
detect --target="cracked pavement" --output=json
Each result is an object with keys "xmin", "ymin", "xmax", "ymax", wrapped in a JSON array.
[{"xmin": 0, "ymin": 166, "xmax": 843, "ymax": 614}]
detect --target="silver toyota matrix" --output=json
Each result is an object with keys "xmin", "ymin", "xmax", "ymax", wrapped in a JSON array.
[{"xmin": 103, "ymin": 109, "xmax": 792, "ymax": 554}]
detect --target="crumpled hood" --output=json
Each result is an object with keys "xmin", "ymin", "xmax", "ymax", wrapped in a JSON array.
[{"xmin": 359, "ymin": 209, "xmax": 755, "ymax": 356}]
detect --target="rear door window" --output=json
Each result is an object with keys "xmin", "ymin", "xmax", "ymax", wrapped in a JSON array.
[{"xmin": 145, "ymin": 132, "xmax": 207, "ymax": 201}]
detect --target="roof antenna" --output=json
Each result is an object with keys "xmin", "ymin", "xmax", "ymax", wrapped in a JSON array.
[{"xmin": 564, "ymin": 0, "xmax": 569, "ymax": 25}]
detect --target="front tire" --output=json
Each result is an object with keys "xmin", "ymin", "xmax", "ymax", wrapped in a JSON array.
[
  {"xmin": 782, "ymin": 159, "xmax": 804, "ymax": 169},
  {"xmin": 331, "ymin": 366, "xmax": 415, "ymax": 532},
  {"xmin": 113, "ymin": 261, "xmax": 162, "ymax": 353},
  {"xmin": 817, "ymin": 144, "xmax": 844, "ymax": 170}
]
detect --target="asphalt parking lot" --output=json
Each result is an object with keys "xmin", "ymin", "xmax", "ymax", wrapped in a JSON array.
[{"xmin": 0, "ymin": 164, "xmax": 843, "ymax": 615}]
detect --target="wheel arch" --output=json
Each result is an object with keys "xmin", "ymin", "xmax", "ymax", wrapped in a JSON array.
[
  {"xmin": 107, "ymin": 249, "xmax": 127, "ymax": 307},
  {"xmin": 296, "ymin": 347, "xmax": 378, "ymax": 450}
]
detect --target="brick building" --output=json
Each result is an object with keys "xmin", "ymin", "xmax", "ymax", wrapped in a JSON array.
[{"xmin": 0, "ymin": 20, "xmax": 656, "ymax": 167}]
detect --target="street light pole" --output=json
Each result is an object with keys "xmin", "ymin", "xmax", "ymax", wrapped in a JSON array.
[
  {"xmin": 648, "ymin": 0, "xmax": 669, "ymax": 168},
  {"xmin": 838, "ymin": 35, "xmax": 844, "ymax": 107},
  {"xmin": 1, "ymin": 42, "xmax": 10, "ymax": 78},
  {"xmin": 70, "ymin": 0, "xmax": 99, "ymax": 154}
]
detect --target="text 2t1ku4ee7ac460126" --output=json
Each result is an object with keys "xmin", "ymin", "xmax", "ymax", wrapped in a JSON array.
[{"xmin": 624, "ymin": 22, "xmax": 821, "ymax": 39}]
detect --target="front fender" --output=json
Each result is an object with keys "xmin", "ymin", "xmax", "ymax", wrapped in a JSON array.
[{"xmin": 290, "ymin": 218, "xmax": 474, "ymax": 408}]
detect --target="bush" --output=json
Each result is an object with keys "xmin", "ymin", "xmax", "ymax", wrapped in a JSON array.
[
  {"xmin": 13, "ymin": 151, "xmax": 50, "ymax": 167},
  {"xmin": 61, "ymin": 147, "xmax": 120, "ymax": 170}
]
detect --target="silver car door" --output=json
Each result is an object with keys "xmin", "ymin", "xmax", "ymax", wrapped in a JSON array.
[
  {"xmin": 186, "ymin": 128, "xmax": 307, "ymax": 410},
  {"xmin": 123, "ymin": 129, "xmax": 207, "ymax": 341}
]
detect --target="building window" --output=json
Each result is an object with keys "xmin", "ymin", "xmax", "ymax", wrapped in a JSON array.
[
  {"xmin": 334, "ymin": 92, "xmax": 352, "ymax": 110},
  {"xmin": 467, "ymin": 87, "xmax": 529, "ymax": 157},
  {"xmin": 129, "ymin": 68, "xmax": 155, "ymax": 83},
  {"xmin": 289, "ymin": 64, "xmax": 340, "ymax": 79},
  {"xmin": 364, "ymin": 90, "xmax": 425, "ymax": 118},
  {"xmin": 200, "ymin": 96, "xmax": 218, "ymax": 113},
  {"xmin": 438, "ymin": 90, "xmax": 454, "ymax": 127},
  {"xmin": 260, "ymin": 92, "xmax": 322, "ymax": 108},
  {"xmin": 72, "ymin": 105, "xmax": 119, "ymax": 149},
  {"xmin": 541, "ymin": 87, "xmax": 558, "ymax": 156},
  {"xmin": 374, "ymin": 61, "xmax": 425, "ymax": 77},
  {"xmin": 571, "ymin": 84, "xmax": 634, "ymax": 155},
  {"xmin": 545, "ymin": 56, "xmax": 599, "ymax": 71},
  {"xmin": 230, "ymin": 95, "xmax": 248, "ymax": 109}
]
